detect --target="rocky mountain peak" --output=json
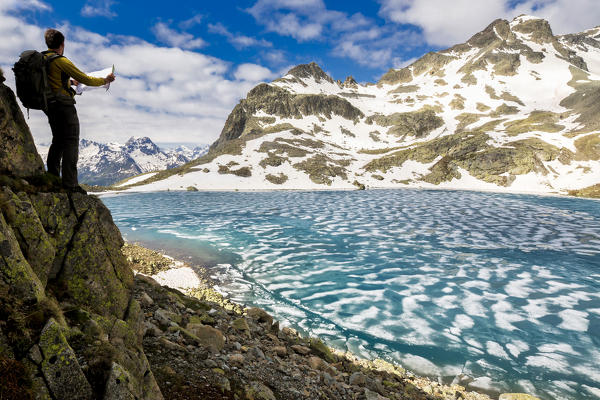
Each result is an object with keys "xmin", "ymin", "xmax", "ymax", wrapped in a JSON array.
[
  {"xmin": 465, "ymin": 18, "xmax": 514, "ymax": 48},
  {"xmin": 125, "ymin": 136, "xmax": 161, "ymax": 155},
  {"xmin": 343, "ymin": 76, "xmax": 358, "ymax": 87},
  {"xmin": 510, "ymin": 15, "xmax": 555, "ymax": 43},
  {"xmin": 286, "ymin": 62, "xmax": 334, "ymax": 84}
]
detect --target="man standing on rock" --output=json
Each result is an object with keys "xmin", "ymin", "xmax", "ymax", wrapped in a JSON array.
[{"xmin": 43, "ymin": 28, "xmax": 115, "ymax": 194}]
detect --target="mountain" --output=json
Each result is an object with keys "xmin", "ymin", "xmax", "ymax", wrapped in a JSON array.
[
  {"xmin": 37, "ymin": 138, "xmax": 209, "ymax": 186},
  {"xmin": 120, "ymin": 16, "xmax": 599, "ymax": 196}
]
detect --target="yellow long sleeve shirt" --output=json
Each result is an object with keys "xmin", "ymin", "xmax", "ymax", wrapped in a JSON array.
[{"xmin": 45, "ymin": 50, "xmax": 106, "ymax": 98}]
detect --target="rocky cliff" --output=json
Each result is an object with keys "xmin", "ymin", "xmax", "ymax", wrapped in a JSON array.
[
  {"xmin": 123, "ymin": 16, "xmax": 600, "ymax": 196},
  {"xmin": 0, "ymin": 68, "xmax": 163, "ymax": 399}
]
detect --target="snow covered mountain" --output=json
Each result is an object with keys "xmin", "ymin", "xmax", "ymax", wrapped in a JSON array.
[
  {"xmin": 121, "ymin": 16, "xmax": 600, "ymax": 196},
  {"xmin": 37, "ymin": 137, "xmax": 209, "ymax": 186}
]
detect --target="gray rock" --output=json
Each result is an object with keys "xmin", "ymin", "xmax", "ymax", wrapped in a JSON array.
[
  {"xmin": 246, "ymin": 307, "xmax": 274, "ymax": 327},
  {"xmin": 349, "ymin": 371, "xmax": 367, "ymax": 386},
  {"xmin": 28, "ymin": 344, "xmax": 43, "ymax": 364},
  {"xmin": 0, "ymin": 78, "xmax": 45, "ymax": 177},
  {"xmin": 244, "ymin": 381, "xmax": 276, "ymax": 400},
  {"xmin": 364, "ymin": 388, "xmax": 389, "ymax": 400},
  {"xmin": 250, "ymin": 346, "xmax": 266, "ymax": 360},
  {"xmin": 140, "ymin": 292, "xmax": 154, "ymax": 306},
  {"xmin": 38, "ymin": 319, "xmax": 92, "ymax": 400},
  {"xmin": 204, "ymin": 359, "xmax": 218, "ymax": 368},
  {"xmin": 187, "ymin": 323, "xmax": 225, "ymax": 353},
  {"xmin": 103, "ymin": 362, "xmax": 135, "ymax": 400},
  {"xmin": 290, "ymin": 345, "xmax": 311, "ymax": 355}
]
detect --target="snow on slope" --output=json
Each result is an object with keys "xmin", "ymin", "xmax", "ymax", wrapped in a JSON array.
[{"xmin": 127, "ymin": 16, "xmax": 600, "ymax": 196}]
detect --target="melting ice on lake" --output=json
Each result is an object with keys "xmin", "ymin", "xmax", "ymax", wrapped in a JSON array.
[{"xmin": 102, "ymin": 189, "xmax": 600, "ymax": 400}]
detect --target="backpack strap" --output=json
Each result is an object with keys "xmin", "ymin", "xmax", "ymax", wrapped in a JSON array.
[{"xmin": 42, "ymin": 51, "xmax": 71, "ymax": 95}]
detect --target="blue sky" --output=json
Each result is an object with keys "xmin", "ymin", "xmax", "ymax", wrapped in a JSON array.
[
  {"xmin": 17, "ymin": 0, "xmax": 432, "ymax": 82},
  {"xmin": 1, "ymin": 0, "xmax": 599, "ymax": 146}
]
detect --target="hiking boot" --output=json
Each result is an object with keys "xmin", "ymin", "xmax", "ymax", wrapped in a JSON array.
[{"xmin": 64, "ymin": 185, "xmax": 87, "ymax": 195}]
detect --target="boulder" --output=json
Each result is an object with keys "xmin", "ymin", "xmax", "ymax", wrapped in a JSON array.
[
  {"xmin": 187, "ymin": 323, "xmax": 225, "ymax": 353},
  {"xmin": 246, "ymin": 307, "xmax": 273, "ymax": 327},
  {"xmin": 38, "ymin": 319, "xmax": 93, "ymax": 400},
  {"xmin": 244, "ymin": 381, "xmax": 276, "ymax": 400},
  {"xmin": 0, "ymin": 76, "xmax": 45, "ymax": 177}
]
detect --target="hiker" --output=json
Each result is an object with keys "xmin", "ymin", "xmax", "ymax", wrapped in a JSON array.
[{"xmin": 43, "ymin": 28, "xmax": 115, "ymax": 193}]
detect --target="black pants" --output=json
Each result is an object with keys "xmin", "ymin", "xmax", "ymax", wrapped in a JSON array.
[{"xmin": 45, "ymin": 102, "xmax": 80, "ymax": 188}]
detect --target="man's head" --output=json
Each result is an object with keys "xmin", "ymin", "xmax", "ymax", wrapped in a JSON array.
[{"xmin": 45, "ymin": 29, "xmax": 65, "ymax": 54}]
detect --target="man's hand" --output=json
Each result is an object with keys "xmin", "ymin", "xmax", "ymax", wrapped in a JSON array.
[
  {"xmin": 104, "ymin": 73, "xmax": 116, "ymax": 84},
  {"xmin": 71, "ymin": 79, "xmax": 79, "ymax": 86}
]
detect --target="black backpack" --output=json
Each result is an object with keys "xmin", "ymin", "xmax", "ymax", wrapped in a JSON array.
[{"xmin": 12, "ymin": 50, "xmax": 62, "ymax": 114}]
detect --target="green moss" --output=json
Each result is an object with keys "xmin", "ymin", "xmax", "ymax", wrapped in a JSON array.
[
  {"xmin": 265, "ymin": 173, "xmax": 288, "ymax": 185},
  {"xmin": 293, "ymin": 154, "xmax": 349, "ymax": 185},
  {"xmin": 358, "ymin": 147, "xmax": 403, "ymax": 155},
  {"xmin": 489, "ymin": 103, "xmax": 520, "ymax": 118},
  {"xmin": 455, "ymin": 113, "xmax": 483, "ymax": 132},
  {"xmin": 308, "ymin": 338, "xmax": 336, "ymax": 363},
  {"xmin": 568, "ymin": 184, "xmax": 600, "ymax": 198},
  {"xmin": 389, "ymin": 85, "xmax": 420, "ymax": 94},
  {"xmin": 461, "ymin": 73, "xmax": 477, "ymax": 85},
  {"xmin": 574, "ymin": 133, "xmax": 600, "ymax": 161},
  {"xmin": 503, "ymin": 111, "xmax": 565, "ymax": 136},
  {"xmin": 560, "ymin": 66, "xmax": 600, "ymax": 133},
  {"xmin": 476, "ymin": 103, "xmax": 491, "ymax": 112},
  {"xmin": 449, "ymin": 94, "xmax": 466, "ymax": 110},
  {"xmin": 367, "ymin": 108, "xmax": 444, "ymax": 138}
]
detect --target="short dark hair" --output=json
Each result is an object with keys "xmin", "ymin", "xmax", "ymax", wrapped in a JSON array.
[{"xmin": 45, "ymin": 29, "xmax": 64, "ymax": 49}]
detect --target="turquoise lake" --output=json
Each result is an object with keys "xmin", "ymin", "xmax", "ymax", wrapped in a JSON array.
[{"xmin": 101, "ymin": 189, "xmax": 600, "ymax": 399}]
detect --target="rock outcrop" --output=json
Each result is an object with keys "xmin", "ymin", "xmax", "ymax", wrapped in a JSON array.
[{"xmin": 0, "ymin": 68, "xmax": 162, "ymax": 399}]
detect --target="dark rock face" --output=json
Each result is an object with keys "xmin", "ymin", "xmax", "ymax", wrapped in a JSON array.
[
  {"xmin": 210, "ymin": 82, "xmax": 363, "ymax": 153},
  {"xmin": 0, "ymin": 75, "xmax": 162, "ymax": 399},
  {"xmin": 0, "ymin": 70, "xmax": 45, "ymax": 178},
  {"xmin": 286, "ymin": 62, "xmax": 334, "ymax": 84}
]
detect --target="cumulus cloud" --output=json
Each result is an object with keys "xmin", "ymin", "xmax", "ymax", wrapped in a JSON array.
[
  {"xmin": 0, "ymin": 5, "xmax": 273, "ymax": 146},
  {"xmin": 247, "ymin": 0, "xmax": 418, "ymax": 69},
  {"xmin": 234, "ymin": 63, "xmax": 276, "ymax": 81},
  {"xmin": 208, "ymin": 23, "xmax": 272, "ymax": 50},
  {"xmin": 246, "ymin": 0, "xmax": 370, "ymax": 42},
  {"xmin": 0, "ymin": 0, "xmax": 50, "ymax": 12},
  {"xmin": 151, "ymin": 22, "xmax": 206, "ymax": 50},
  {"xmin": 81, "ymin": 0, "xmax": 117, "ymax": 18},
  {"xmin": 379, "ymin": 0, "xmax": 600, "ymax": 47}
]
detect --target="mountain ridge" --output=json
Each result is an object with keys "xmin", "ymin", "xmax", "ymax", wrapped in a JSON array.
[
  {"xmin": 37, "ymin": 137, "xmax": 209, "ymax": 186},
  {"xmin": 118, "ymin": 15, "xmax": 600, "ymax": 196}
]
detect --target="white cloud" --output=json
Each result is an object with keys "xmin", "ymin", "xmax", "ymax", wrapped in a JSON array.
[
  {"xmin": 234, "ymin": 63, "xmax": 275, "ymax": 81},
  {"xmin": 151, "ymin": 22, "xmax": 206, "ymax": 50},
  {"xmin": 379, "ymin": 0, "xmax": 600, "ymax": 47},
  {"xmin": 247, "ymin": 0, "xmax": 370, "ymax": 42},
  {"xmin": 81, "ymin": 0, "xmax": 117, "ymax": 18},
  {"xmin": 0, "ymin": 0, "xmax": 50, "ymax": 12},
  {"xmin": 179, "ymin": 14, "xmax": 203, "ymax": 30},
  {"xmin": 332, "ymin": 41, "xmax": 393, "ymax": 69},
  {"xmin": 0, "ymin": 5, "xmax": 273, "ymax": 146},
  {"xmin": 208, "ymin": 23, "xmax": 272, "ymax": 49},
  {"xmin": 246, "ymin": 0, "xmax": 420, "ymax": 70}
]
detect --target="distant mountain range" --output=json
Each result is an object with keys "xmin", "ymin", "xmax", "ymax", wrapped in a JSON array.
[
  {"xmin": 37, "ymin": 137, "xmax": 209, "ymax": 186},
  {"xmin": 110, "ymin": 16, "xmax": 599, "ymax": 196}
]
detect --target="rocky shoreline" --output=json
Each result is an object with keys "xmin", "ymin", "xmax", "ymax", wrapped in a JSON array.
[{"xmin": 123, "ymin": 243, "xmax": 538, "ymax": 400}]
